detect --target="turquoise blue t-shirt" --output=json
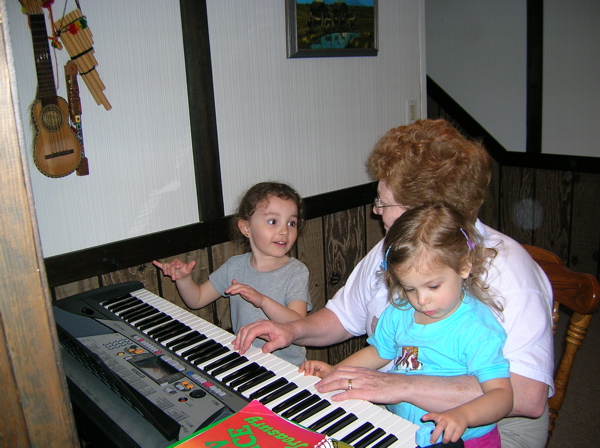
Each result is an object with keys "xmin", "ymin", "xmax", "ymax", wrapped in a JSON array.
[{"xmin": 367, "ymin": 293, "xmax": 509, "ymax": 442}]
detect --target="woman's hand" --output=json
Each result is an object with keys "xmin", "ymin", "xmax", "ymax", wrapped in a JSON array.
[
  {"xmin": 313, "ymin": 365, "xmax": 406, "ymax": 404},
  {"xmin": 233, "ymin": 319, "xmax": 294, "ymax": 355}
]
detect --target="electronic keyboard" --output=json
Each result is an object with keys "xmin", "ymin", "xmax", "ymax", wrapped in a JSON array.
[{"xmin": 53, "ymin": 282, "xmax": 419, "ymax": 448}]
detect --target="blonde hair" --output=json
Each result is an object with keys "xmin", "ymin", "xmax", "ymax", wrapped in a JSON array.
[{"xmin": 382, "ymin": 204, "xmax": 501, "ymax": 313}]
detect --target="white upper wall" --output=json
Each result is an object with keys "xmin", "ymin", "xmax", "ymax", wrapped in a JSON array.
[
  {"xmin": 426, "ymin": 0, "xmax": 527, "ymax": 152},
  {"xmin": 5, "ymin": 0, "xmax": 424, "ymax": 257},
  {"xmin": 209, "ymin": 1, "xmax": 424, "ymax": 214},
  {"xmin": 425, "ymin": 0, "xmax": 600, "ymax": 158},
  {"xmin": 542, "ymin": 0, "xmax": 600, "ymax": 158}
]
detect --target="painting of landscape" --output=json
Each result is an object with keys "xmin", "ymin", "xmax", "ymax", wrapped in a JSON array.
[{"xmin": 287, "ymin": 0, "xmax": 377, "ymax": 58}]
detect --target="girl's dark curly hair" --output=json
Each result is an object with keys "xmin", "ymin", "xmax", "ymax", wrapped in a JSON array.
[{"xmin": 230, "ymin": 182, "xmax": 305, "ymax": 252}]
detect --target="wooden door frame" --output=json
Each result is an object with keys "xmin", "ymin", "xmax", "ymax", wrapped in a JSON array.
[{"xmin": 0, "ymin": 7, "xmax": 78, "ymax": 445}]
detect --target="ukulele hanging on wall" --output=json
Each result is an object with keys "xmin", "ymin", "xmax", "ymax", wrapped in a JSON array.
[{"xmin": 22, "ymin": 0, "xmax": 82, "ymax": 178}]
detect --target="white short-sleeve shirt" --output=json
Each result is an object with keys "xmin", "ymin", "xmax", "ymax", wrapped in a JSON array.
[{"xmin": 326, "ymin": 220, "xmax": 555, "ymax": 395}]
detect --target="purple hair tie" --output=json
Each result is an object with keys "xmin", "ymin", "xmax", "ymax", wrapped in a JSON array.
[{"xmin": 460, "ymin": 228, "xmax": 476, "ymax": 251}]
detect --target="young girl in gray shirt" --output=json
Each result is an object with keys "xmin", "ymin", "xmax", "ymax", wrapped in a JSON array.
[{"xmin": 153, "ymin": 182, "xmax": 311, "ymax": 365}]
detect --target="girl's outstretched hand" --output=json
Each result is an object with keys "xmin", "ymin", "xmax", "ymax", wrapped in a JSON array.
[
  {"xmin": 225, "ymin": 279, "xmax": 266, "ymax": 307},
  {"xmin": 299, "ymin": 360, "xmax": 334, "ymax": 378},
  {"xmin": 152, "ymin": 259, "xmax": 196, "ymax": 281}
]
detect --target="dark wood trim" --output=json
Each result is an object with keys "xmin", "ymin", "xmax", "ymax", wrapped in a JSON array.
[
  {"xmin": 179, "ymin": 0, "xmax": 224, "ymax": 221},
  {"xmin": 44, "ymin": 182, "xmax": 378, "ymax": 288},
  {"xmin": 426, "ymin": 77, "xmax": 507, "ymax": 163},
  {"xmin": 527, "ymin": 0, "xmax": 543, "ymax": 154},
  {"xmin": 305, "ymin": 182, "xmax": 377, "ymax": 219},
  {"xmin": 501, "ymin": 151, "xmax": 600, "ymax": 172}
]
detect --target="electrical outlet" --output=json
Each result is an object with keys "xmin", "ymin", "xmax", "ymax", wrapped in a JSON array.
[{"xmin": 406, "ymin": 100, "xmax": 417, "ymax": 123}]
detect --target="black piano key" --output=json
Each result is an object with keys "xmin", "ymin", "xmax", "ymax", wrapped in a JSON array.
[
  {"xmin": 210, "ymin": 355, "xmax": 248, "ymax": 377},
  {"xmin": 167, "ymin": 331, "xmax": 205, "ymax": 351},
  {"xmin": 260, "ymin": 383, "xmax": 298, "ymax": 405},
  {"xmin": 185, "ymin": 340, "xmax": 219, "ymax": 361},
  {"xmin": 170, "ymin": 333, "xmax": 207, "ymax": 352},
  {"xmin": 237, "ymin": 370, "xmax": 276, "ymax": 393},
  {"xmin": 149, "ymin": 321, "xmax": 181, "ymax": 338},
  {"xmin": 192, "ymin": 345, "xmax": 230, "ymax": 365},
  {"xmin": 272, "ymin": 390, "xmax": 311, "ymax": 414},
  {"xmin": 137, "ymin": 314, "xmax": 171, "ymax": 331},
  {"xmin": 371, "ymin": 434, "xmax": 399, "ymax": 448},
  {"xmin": 155, "ymin": 323, "xmax": 191, "ymax": 342},
  {"xmin": 132, "ymin": 312, "xmax": 167, "ymax": 329},
  {"xmin": 204, "ymin": 352, "xmax": 240, "ymax": 371},
  {"xmin": 229, "ymin": 366, "xmax": 267, "ymax": 389},
  {"xmin": 249, "ymin": 377, "xmax": 288, "ymax": 400},
  {"xmin": 191, "ymin": 342, "xmax": 227, "ymax": 362},
  {"xmin": 280, "ymin": 394, "xmax": 320, "ymax": 419},
  {"xmin": 291, "ymin": 399, "xmax": 330, "ymax": 423},
  {"xmin": 340, "ymin": 422, "xmax": 375, "ymax": 444},
  {"xmin": 118, "ymin": 303, "xmax": 151, "ymax": 320},
  {"xmin": 181, "ymin": 338, "xmax": 216, "ymax": 357},
  {"xmin": 323, "ymin": 413, "xmax": 358, "ymax": 436},
  {"xmin": 119, "ymin": 303, "xmax": 153, "ymax": 319},
  {"xmin": 108, "ymin": 297, "xmax": 141, "ymax": 313},
  {"xmin": 157, "ymin": 327, "xmax": 191, "ymax": 343},
  {"xmin": 124, "ymin": 308, "xmax": 160, "ymax": 324},
  {"xmin": 100, "ymin": 293, "xmax": 133, "ymax": 307},
  {"xmin": 147, "ymin": 320, "xmax": 180, "ymax": 338},
  {"xmin": 222, "ymin": 362, "xmax": 259, "ymax": 384},
  {"xmin": 353, "ymin": 428, "xmax": 386, "ymax": 448},
  {"xmin": 308, "ymin": 407, "xmax": 346, "ymax": 431}
]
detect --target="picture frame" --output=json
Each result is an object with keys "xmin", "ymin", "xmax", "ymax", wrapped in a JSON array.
[{"xmin": 286, "ymin": 0, "xmax": 378, "ymax": 58}]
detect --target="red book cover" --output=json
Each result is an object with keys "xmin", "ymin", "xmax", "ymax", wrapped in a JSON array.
[{"xmin": 169, "ymin": 400, "xmax": 336, "ymax": 448}]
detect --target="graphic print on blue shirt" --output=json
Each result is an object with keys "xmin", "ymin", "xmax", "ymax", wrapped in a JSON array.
[{"xmin": 393, "ymin": 346, "xmax": 423, "ymax": 372}]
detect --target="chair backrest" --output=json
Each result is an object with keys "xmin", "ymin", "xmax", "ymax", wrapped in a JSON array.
[{"xmin": 522, "ymin": 244, "xmax": 600, "ymax": 443}]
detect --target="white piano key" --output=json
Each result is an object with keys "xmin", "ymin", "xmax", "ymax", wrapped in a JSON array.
[{"xmin": 118, "ymin": 288, "xmax": 417, "ymax": 446}]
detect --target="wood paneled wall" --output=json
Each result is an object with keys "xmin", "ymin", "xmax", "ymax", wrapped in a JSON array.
[
  {"xmin": 429, "ymin": 105, "xmax": 600, "ymax": 281},
  {"xmin": 53, "ymin": 206, "xmax": 386, "ymax": 365}
]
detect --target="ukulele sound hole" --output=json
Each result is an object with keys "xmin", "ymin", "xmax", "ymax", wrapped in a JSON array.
[{"xmin": 41, "ymin": 104, "xmax": 64, "ymax": 131}]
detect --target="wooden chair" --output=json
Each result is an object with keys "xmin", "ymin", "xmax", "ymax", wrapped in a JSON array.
[{"xmin": 522, "ymin": 244, "xmax": 600, "ymax": 444}]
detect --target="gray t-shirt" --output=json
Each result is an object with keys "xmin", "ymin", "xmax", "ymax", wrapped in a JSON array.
[{"xmin": 209, "ymin": 253, "xmax": 312, "ymax": 366}]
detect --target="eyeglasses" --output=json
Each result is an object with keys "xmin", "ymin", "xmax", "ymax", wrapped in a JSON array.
[{"xmin": 373, "ymin": 196, "xmax": 403, "ymax": 210}]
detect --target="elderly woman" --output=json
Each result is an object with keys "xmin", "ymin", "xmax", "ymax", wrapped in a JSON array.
[{"xmin": 234, "ymin": 119, "xmax": 554, "ymax": 448}]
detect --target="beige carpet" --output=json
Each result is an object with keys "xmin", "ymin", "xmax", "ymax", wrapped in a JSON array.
[{"xmin": 547, "ymin": 309, "xmax": 600, "ymax": 447}]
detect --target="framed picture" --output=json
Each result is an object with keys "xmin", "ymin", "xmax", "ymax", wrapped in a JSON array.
[{"xmin": 286, "ymin": 0, "xmax": 378, "ymax": 58}]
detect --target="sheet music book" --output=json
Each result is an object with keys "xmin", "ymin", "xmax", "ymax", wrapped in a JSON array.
[{"xmin": 168, "ymin": 399, "xmax": 342, "ymax": 448}]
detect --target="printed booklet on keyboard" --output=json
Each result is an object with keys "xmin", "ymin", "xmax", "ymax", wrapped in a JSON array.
[{"xmin": 168, "ymin": 399, "xmax": 346, "ymax": 448}]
